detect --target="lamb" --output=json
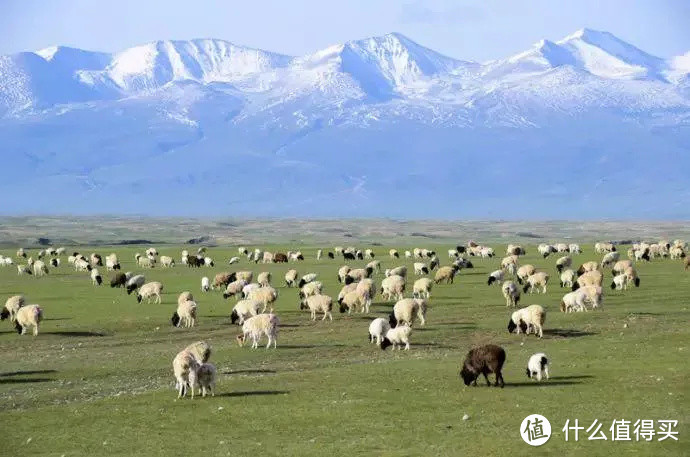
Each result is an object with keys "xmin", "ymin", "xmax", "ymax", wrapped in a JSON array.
[
  {"xmin": 413, "ymin": 277, "xmax": 433, "ymax": 299},
  {"xmin": 523, "ymin": 272, "xmax": 549, "ymax": 294},
  {"xmin": 390, "ymin": 298, "xmax": 427, "ymax": 327},
  {"xmin": 526, "ymin": 353, "xmax": 550, "ymax": 381},
  {"xmin": 337, "ymin": 266, "xmax": 351, "ymax": 283},
  {"xmin": 202, "ymin": 257, "xmax": 214, "ymax": 267},
  {"xmin": 368, "ymin": 317, "xmax": 391, "ymax": 346},
  {"xmin": 90, "ymin": 253, "xmax": 103, "ymax": 266},
  {"xmin": 223, "ymin": 279, "xmax": 247, "ymax": 299},
  {"xmin": 136, "ymin": 281, "xmax": 164, "ymax": 304},
  {"xmin": 364, "ymin": 249, "xmax": 375, "ymax": 259},
  {"xmin": 507, "ymin": 304, "xmax": 546, "ymax": 338},
  {"xmin": 33, "ymin": 260, "xmax": 48, "ymax": 277},
  {"xmin": 611, "ymin": 273, "xmax": 628, "ymax": 290},
  {"xmin": 413, "ymin": 262, "xmax": 430, "ymax": 276},
  {"xmin": 248, "ymin": 286, "xmax": 278, "ymax": 312},
  {"xmin": 516, "ymin": 265, "xmax": 536, "ymax": 284},
  {"xmin": 13, "ymin": 304, "xmax": 43, "ymax": 336},
  {"xmin": 381, "ymin": 275, "xmax": 406, "ymax": 301},
  {"xmin": 135, "ymin": 254, "xmax": 155, "ymax": 269},
  {"xmin": 601, "ymin": 251, "xmax": 621, "ymax": 269},
  {"xmin": 555, "ymin": 255, "xmax": 572, "ymax": 273},
  {"xmin": 257, "ymin": 271, "xmax": 272, "ymax": 287},
  {"xmin": 237, "ymin": 313, "xmax": 280, "ymax": 349},
  {"xmin": 160, "ymin": 255, "xmax": 175, "ymax": 267},
  {"xmin": 459, "ymin": 344, "xmax": 506, "ymax": 387},
  {"xmin": 1, "ymin": 295, "xmax": 25, "ymax": 321},
  {"xmin": 125, "ymin": 275, "xmax": 146, "ymax": 294},
  {"xmin": 288, "ymin": 251, "xmax": 304, "ymax": 262},
  {"xmin": 501, "ymin": 281, "xmax": 520, "ymax": 308},
  {"xmin": 110, "ymin": 272, "xmax": 127, "ymax": 288},
  {"xmin": 300, "ymin": 281, "xmax": 323, "ymax": 302},
  {"xmin": 298, "ymin": 273, "xmax": 318, "ymax": 288},
  {"xmin": 230, "ymin": 299, "xmax": 262, "ymax": 325},
  {"xmin": 434, "ymin": 265, "xmax": 458, "ymax": 284},
  {"xmin": 389, "ymin": 249, "xmax": 399, "ymax": 259},
  {"xmin": 284, "ymin": 269, "xmax": 299, "ymax": 287},
  {"xmin": 559, "ymin": 269, "xmax": 576, "ymax": 288},
  {"xmin": 16, "ymin": 248, "xmax": 26, "ymax": 259},
  {"xmin": 146, "ymin": 248, "xmax": 158, "ymax": 257},
  {"xmin": 188, "ymin": 362, "xmax": 217, "ymax": 397},
  {"xmin": 201, "ymin": 276, "xmax": 210, "ymax": 292},
  {"xmin": 212, "ymin": 272, "xmax": 234, "ymax": 290},
  {"xmin": 380, "ymin": 324, "xmax": 412, "ymax": 350},
  {"xmin": 90, "ymin": 268, "xmax": 102, "ymax": 285},
  {"xmin": 448, "ymin": 249, "xmax": 459, "ymax": 259},
  {"xmin": 487, "ymin": 269, "xmax": 504, "ymax": 286},
  {"xmin": 173, "ymin": 349, "xmax": 200, "ymax": 399},
  {"xmin": 171, "ymin": 300, "xmax": 198, "ymax": 328},
  {"xmin": 300, "ymin": 294, "xmax": 333, "ymax": 321}
]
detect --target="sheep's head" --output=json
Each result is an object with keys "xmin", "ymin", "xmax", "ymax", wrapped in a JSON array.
[
  {"xmin": 298, "ymin": 279, "xmax": 306, "ymax": 288},
  {"xmin": 339, "ymin": 303, "xmax": 347, "ymax": 313},
  {"xmin": 15, "ymin": 321, "xmax": 23, "ymax": 334},
  {"xmin": 388, "ymin": 312, "xmax": 397, "ymax": 328},
  {"xmin": 526, "ymin": 368, "xmax": 533, "ymax": 379},
  {"xmin": 0, "ymin": 308, "xmax": 9, "ymax": 320},
  {"xmin": 487, "ymin": 276, "xmax": 496, "ymax": 286},
  {"xmin": 522, "ymin": 284, "xmax": 530, "ymax": 294},
  {"xmin": 380, "ymin": 337, "xmax": 392, "ymax": 350},
  {"xmin": 459, "ymin": 365, "xmax": 476, "ymax": 386},
  {"xmin": 634, "ymin": 277, "xmax": 640, "ymax": 287},
  {"xmin": 571, "ymin": 282, "xmax": 580, "ymax": 291},
  {"xmin": 610, "ymin": 281, "xmax": 616, "ymax": 290},
  {"xmin": 344, "ymin": 276, "xmax": 354, "ymax": 285},
  {"xmin": 560, "ymin": 301, "xmax": 567, "ymax": 313},
  {"xmin": 236, "ymin": 334, "xmax": 245, "ymax": 347},
  {"xmin": 171, "ymin": 312, "xmax": 180, "ymax": 327},
  {"xmin": 230, "ymin": 310, "xmax": 239, "ymax": 324},
  {"xmin": 299, "ymin": 301, "xmax": 308, "ymax": 310},
  {"xmin": 136, "ymin": 294, "xmax": 143, "ymax": 303},
  {"xmin": 507, "ymin": 318, "xmax": 518, "ymax": 333}
]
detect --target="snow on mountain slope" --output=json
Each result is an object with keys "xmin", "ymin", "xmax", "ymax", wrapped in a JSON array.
[{"xmin": 0, "ymin": 29, "xmax": 689, "ymax": 218}]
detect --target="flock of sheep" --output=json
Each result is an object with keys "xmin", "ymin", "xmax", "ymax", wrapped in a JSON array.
[{"xmin": 1, "ymin": 238, "xmax": 688, "ymax": 397}]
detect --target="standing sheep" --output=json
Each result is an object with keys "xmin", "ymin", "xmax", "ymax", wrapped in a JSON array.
[
  {"xmin": 237, "ymin": 313, "xmax": 280, "ymax": 349},
  {"xmin": 555, "ymin": 255, "xmax": 572, "ymax": 273},
  {"xmin": 381, "ymin": 275, "xmax": 405, "ymax": 301},
  {"xmin": 434, "ymin": 265, "xmax": 458, "ymax": 284},
  {"xmin": 507, "ymin": 304, "xmax": 546, "ymax": 338},
  {"xmin": 300, "ymin": 294, "xmax": 333, "ymax": 321},
  {"xmin": 90, "ymin": 268, "xmax": 102, "ymax": 285},
  {"xmin": 189, "ymin": 362, "xmax": 217, "ymax": 397},
  {"xmin": 284, "ymin": 269, "xmax": 299, "ymax": 287},
  {"xmin": 171, "ymin": 300, "xmax": 198, "ymax": 328},
  {"xmin": 13, "ymin": 304, "xmax": 43, "ymax": 336},
  {"xmin": 1, "ymin": 295, "xmax": 26, "ymax": 321},
  {"xmin": 526, "ymin": 353, "xmax": 550, "ymax": 381},
  {"xmin": 390, "ymin": 298, "xmax": 427, "ymax": 327},
  {"xmin": 559, "ymin": 269, "xmax": 576, "ymax": 288},
  {"xmin": 523, "ymin": 272, "xmax": 549, "ymax": 294},
  {"xmin": 248, "ymin": 286, "xmax": 278, "ymax": 313},
  {"xmin": 136, "ymin": 282, "xmax": 164, "ymax": 304},
  {"xmin": 459, "ymin": 344, "xmax": 506, "ymax": 388},
  {"xmin": 257, "ymin": 271, "xmax": 272, "ymax": 287},
  {"xmin": 230, "ymin": 299, "xmax": 262, "ymax": 325},
  {"xmin": 368, "ymin": 317, "xmax": 391, "ymax": 347},
  {"xmin": 413, "ymin": 278, "xmax": 433, "ymax": 299},
  {"xmin": 380, "ymin": 324, "xmax": 412, "ymax": 351},
  {"xmin": 125, "ymin": 275, "xmax": 146, "ymax": 294},
  {"xmin": 501, "ymin": 281, "xmax": 520, "ymax": 308},
  {"xmin": 487, "ymin": 269, "xmax": 504, "ymax": 286},
  {"xmin": 173, "ymin": 349, "xmax": 200, "ymax": 399},
  {"xmin": 201, "ymin": 277, "xmax": 210, "ymax": 292}
]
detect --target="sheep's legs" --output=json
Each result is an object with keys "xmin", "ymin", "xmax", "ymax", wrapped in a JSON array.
[
  {"xmin": 544, "ymin": 367, "xmax": 550, "ymax": 380},
  {"xmin": 482, "ymin": 372, "xmax": 491, "ymax": 387}
]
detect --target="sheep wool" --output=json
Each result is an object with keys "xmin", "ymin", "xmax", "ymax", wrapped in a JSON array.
[
  {"xmin": 381, "ymin": 324, "xmax": 412, "ymax": 350},
  {"xmin": 14, "ymin": 304, "xmax": 43, "ymax": 336},
  {"xmin": 301, "ymin": 294, "xmax": 333, "ymax": 321},
  {"xmin": 1, "ymin": 295, "xmax": 26, "ymax": 321},
  {"xmin": 459, "ymin": 344, "xmax": 506, "ymax": 387},
  {"xmin": 526, "ymin": 353, "xmax": 550, "ymax": 381},
  {"xmin": 508, "ymin": 304, "xmax": 546, "ymax": 338},
  {"xmin": 238, "ymin": 313, "xmax": 280, "ymax": 349},
  {"xmin": 368, "ymin": 317, "xmax": 391, "ymax": 346},
  {"xmin": 172, "ymin": 300, "xmax": 198, "ymax": 328}
]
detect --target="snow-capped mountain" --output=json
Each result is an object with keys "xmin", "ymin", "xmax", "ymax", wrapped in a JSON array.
[{"xmin": 0, "ymin": 29, "xmax": 688, "ymax": 218}]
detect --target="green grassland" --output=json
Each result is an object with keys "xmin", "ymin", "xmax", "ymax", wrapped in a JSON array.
[{"xmin": 0, "ymin": 243, "xmax": 688, "ymax": 456}]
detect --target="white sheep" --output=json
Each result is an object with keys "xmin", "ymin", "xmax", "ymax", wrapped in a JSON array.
[
  {"xmin": 366, "ymin": 260, "xmax": 381, "ymax": 273},
  {"xmin": 559, "ymin": 269, "xmax": 576, "ymax": 288},
  {"xmin": 387, "ymin": 265, "xmax": 407, "ymax": 278},
  {"xmin": 105, "ymin": 253, "xmax": 120, "ymax": 271},
  {"xmin": 507, "ymin": 304, "xmax": 546, "ymax": 338},
  {"xmin": 160, "ymin": 255, "xmax": 175, "ymax": 267},
  {"xmin": 298, "ymin": 273, "xmax": 318, "ymax": 288},
  {"xmin": 301, "ymin": 294, "xmax": 333, "ymax": 321},
  {"xmin": 33, "ymin": 260, "xmax": 49, "ymax": 277},
  {"xmin": 17, "ymin": 264, "xmax": 32, "ymax": 276},
  {"xmin": 560, "ymin": 290, "xmax": 588, "ymax": 313},
  {"xmin": 230, "ymin": 299, "xmax": 262, "ymax": 325},
  {"xmin": 413, "ymin": 262, "xmax": 430, "ymax": 276},
  {"xmin": 300, "ymin": 281, "xmax": 323, "ymax": 303},
  {"xmin": 404, "ymin": 250, "xmax": 412, "ymax": 259},
  {"xmin": 355, "ymin": 279, "xmax": 376, "ymax": 313},
  {"xmin": 1, "ymin": 295, "xmax": 26, "ymax": 321},
  {"xmin": 501, "ymin": 281, "xmax": 520, "ymax": 308},
  {"xmin": 337, "ymin": 266, "xmax": 351, "ymax": 283},
  {"xmin": 172, "ymin": 300, "xmax": 198, "ymax": 328},
  {"xmin": 173, "ymin": 349, "xmax": 200, "ymax": 399},
  {"xmin": 90, "ymin": 268, "xmax": 102, "ymax": 286},
  {"xmin": 413, "ymin": 277, "xmax": 433, "ymax": 299},
  {"xmin": 284, "ymin": 269, "xmax": 299, "ymax": 287},
  {"xmin": 201, "ymin": 277, "xmax": 210, "ymax": 292},
  {"xmin": 189, "ymin": 362, "xmax": 217, "ymax": 397},
  {"xmin": 368, "ymin": 317, "xmax": 391, "ymax": 346},
  {"xmin": 339, "ymin": 290, "xmax": 365, "ymax": 314},
  {"xmin": 136, "ymin": 281, "xmax": 163, "ymax": 304},
  {"xmin": 13, "ymin": 304, "xmax": 43, "ymax": 336},
  {"xmin": 389, "ymin": 249, "xmax": 399, "ymax": 259},
  {"xmin": 538, "ymin": 244, "xmax": 556, "ymax": 258},
  {"xmin": 381, "ymin": 275, "xmax": 405, "ymax": 301},
  {"xmin": 364, "ymin": 249, "xmax": 375, "ymax": 259},
  {"xmin": 381, "ymin": 324, "xmax": 412, "ymax": 350},
  {"xmin": 487, "ymin": 269, "xmax": 504, "ymax": 286},
  {"xmin": 248, "ymin": 286, "xmax": 278, "ymax": 312},
  {"xmin": 523, "ymin": 272, "xmax": 549, "ymax": 294},
  {"xmin": 569, "ymin": 244, "xmax": 582, "ymax": 254},
  {"xmin": 257, "ymin": 271, "xmax": 272, "ymax": 287},
  {"xmin": 390, "ymin": 298, "xmax": 427, "ymax": 327},
  {"xmin": 611, "ymin": 273, "xmax": 628, "ymax": 290},
  {"xmin": 601, "ymin": 251, "xmax": 621, "ymax": 269},
  {"xmin": 237, "ymin": 313, "xmax": 280, "ymax": 348},
  {"xmin": 526, "ymin": 353, "xmax": 550, "ymax": 381},
  {"xmin": 228, "ymin": 256, "xmax": 240, "ymax": 265},
  {"xmin": 555, "ymin": 255, "xmax": 572, "ymax": 273}
]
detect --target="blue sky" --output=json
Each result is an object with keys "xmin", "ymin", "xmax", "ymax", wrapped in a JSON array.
[{"xmin": 2, "ymin": 0, "xmax": 689, "ymax": 60}]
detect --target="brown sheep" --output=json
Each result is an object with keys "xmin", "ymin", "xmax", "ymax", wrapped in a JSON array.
[
  {"xmin": 459, "ymin": 344, "xmax": 506, "ymax": 388},
  {"xmin": 273, "ymin": 253, "xmax": 288, "ymax": 263}
]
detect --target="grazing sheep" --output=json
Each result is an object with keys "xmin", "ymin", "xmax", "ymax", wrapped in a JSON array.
[
  {"xmin": 555, "ymin": 243, "xmax": 569, "ymax": 253},
  {"xmin": 298, "ymin": 273, "xmax": 318, "ymax": 288},
  {"xmin": 327, "ymin": 252, "xmax": 335, "ymax": 259},
  {"xmin": 301, "ymin": 294, "xmax": 333, "ymax": 321},
  {"xmin": 345, "ymin": 267, "xmax": 374, "ymax": 284},
  {"xmin": 136, "ymin": 254, "xmax": 155, "ymax": 269},
  {"xmin": 237, "ymin": 313, "xmax": 280, "ymax": 349},
  {"xmin": 241, "ymin": 283, "xmax": 260, "ymax": 299},
  {"xmin": 136, "ymin": 282, "xmax": 163, "ymax": 304},
  {"xmin": 364, "ymin": 249, "xmax": 375, "ymax": 259},
  {"xmin": 74, "ymin": 258, "xmax": 91, "ymax": 272},
  {"xmin": 230, "ymin": 299, "xmax": 262, "ymax": 325},
  {"xmin": 223, "ymin": 279, "xmax": 247, "ymax": 299},
  {"xmin": 516, "ymin": 265, "xmax": 536, "ymax": 284},
  {"xmin": 186, "ymin": 255, "xmax": 202, "ymax": 267},
  {"xmin": 90, "ymin": 268, "xmax": 102, "ymax": 285},
  {"xmin": 201, "ymin": 276, "xmax": 210, "ymax": 292},
  {"xmin": 257, "ymin": 271, "xmax": 272, "ymax": 287},
  {"xmin": 300, "ymin": 281, "xmax": 323, "ymax": 302},
  {"xmin": 105, "ymin": 254, "xmax": 120, "ymax": 270},
  {"xmin": 188, "ymin": 362, "xmax": 216, "ymax": 397},
  {"xmin": 501, "ymin": 255, "xmax": 519, "ymax": 272},
  {"xmin": 284, "ymin": 269, "xmax": 299, "ymax": 287},
  {"xmin": 429, "ymin": 256, "xmax": 440, "ymax": 271},
  {"xmin": 1, "ymin": 295, "xmax": 26, "ymax": 321},
  {"xmin": 366, "ymin": 260, "xmax": 381, "ymax": 274},
  {"xmin": 381, "ymin": 324, "xmax": 412, "ymax": 350},
  {"xmin": 487, "ymin": 269, "xmax": 504, "ymax": 286},
  {"xmin": 452, "ymin": 258, "xmax": 474, "ymax": 270},
  {"xmin": 634, "ymin": 248, "xmax": 651, "ymax": 262},
  {"xmin": 228, "ymin": 256, "xmax": 240, "ymax": 265},
  {"xmin": 559, "ymin": 269, "xmax": 576, "ymax": 288},
  {"xmin": 501, "ymin": 281, "xmax": 520, "ymax": 308},
  {"xmin": 171, "ymin": 300, "xmax": 198, "ymax": 328},
  {"xmin": 110, "ymin": 272, "xmax": 127, "ymax": 288},
  {"xmin": 212, "ymin": 272, "xmax": 234, "ymax": 290},
  {"xmin": 337, "ymin": 266, "xmax": 351, "ymax": 283},
  {"xmin": 555, "ymin": 255, "xmax": 572, "ymax": 273},
  {"xmin": 355, "ymin": 279, "xmax": 376, "ymax": 313},
  {"xmin": 569, "ymin": 244, "xmax": 582, "ymax": 254},
  {"xmin": 413, "ymin": 278, "xmax": 433, "ymax": 299},
  {"xmin": 576, "ymin": 261, "xmax": 600, "ymax": 276},
  {"xmin": 339, "ymin": 290, "xmax": 365, "ymax": 314},
  {"xmin": 125, "ymin": 275, "xmax": 146, "ymax": 294},
  {"xmin": 479, "ymin": 247, "xmax": 494, "ymax": 258},
  {"xmin": 16, "ymin": 248, "xmax": 27, "ymax": 258},
  {"xmin": 523, "ymin": 272, "xmax": 549, "ymax": 294},
  {"xmin": 601, "ymin": 251, "xmax": 621, "ymax": 269},
  {"xmin": 33, "ymin": 260, "xmax": 48, "ymax": 277},
  {"xmin": 177, "ymin": 291, "xmax": 194, "ymax": 306},
  {"xmin": 538, "ymin": 244, "xmax": 556, "ymax": 258},
  {"xmin": 508, "ymin": 304, "xmax": 546, "ymax": 338},
  {"xmin": 386, "ymin": 265, "xmax": 408, "ymax": 278},
  {"xmin": 273, "ymin": 253, "xmax": 288, "ymax": 263},
  {"xmin": 560, "ymin": 290, "xmax": 588, "ymax": 313},
  {"xmin": 624, "ymin": 266, "xmax": 640, "ymax": 287},
  {"xmin": 262, "ymin": 252, "xmax": 274, "ymax": 263},
  {"xmin": 413, "ymin": 262, "xmax": 429, "ymax": 276},
  {"xmin": 13, "ymin": 304, "xmax": 43, "ymax": 336},
  {"xmin": 173, "ymin": 349, "xmax": 200, "ymax": 399},
  {"xmin": 160, "ymin": 255, "xmax": 175, "ymax": 268},
  {"xmin": 389, "ymin": 249, "xmax": 399, "ymax": 259},
  {"xmin": 506, "ymin": 244, "xmax": 526, "ymax": 256},
  {"xmin": 405, "ymin": 250, "xmax": 412, "ymax": 259},
  {"xmin": 381, "ymin": 275, "xmax": 406, "ymax": 301},
  {"xmin": 612, "ymin": 260, "xmax": 633, "ymax": 275},
  {"xmin": 669, "ymin": 246, "xmax": 685, "ymax": 260},
  {"xmin": 526, "ymin": 353, "xmax": 550, "ymax": 381},
  {"xmin": 248, "ymin": 286, "xmax": 278, "ymax": 312},
  {"xmin": 434, "ymin": 265, "xmax": 458, "ymax": 284},
  {"xmin": 611, "ymin": 273, "xmax": 628, "ymax": 290},
  {"xmin": 459, "ymin": 344, "xmax": 506, "ymax": 387},
  {"xmin": 573, "ymin": 270, "xmax": 603, "ymax": 290},
  {"xmin": 390, "ymin": 298, "xmax": 427, "ymax": 327},
  {"xmin": 90, "ymin": 253, "xmax": 103, "ymax": 266},
  {"xmin": 17, "ymin": 264, "xmax": 32, "ymax": 275},
  {"xmin": 368, "ymin": 317, "xmax": 391, "ymax": 346},
  {"xmin": 48, "ymin": 258, "xmax": 59, "ymax": 268}
]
